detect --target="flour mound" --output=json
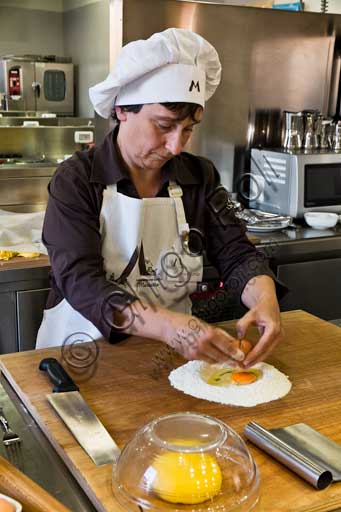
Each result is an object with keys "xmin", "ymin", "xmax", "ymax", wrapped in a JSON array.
[{"xmin": 169, "ymin": 361, "xmax": 291, "ymax": 407}]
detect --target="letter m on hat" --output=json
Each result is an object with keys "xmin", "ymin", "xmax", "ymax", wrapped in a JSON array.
[{"xmin": 189, "ymin": 80, "xmax": 200, "ymax": 92}]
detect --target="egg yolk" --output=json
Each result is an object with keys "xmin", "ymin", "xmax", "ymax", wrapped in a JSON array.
[
  {"xmin": 151, "ymin": 439, "xmax": 222, "ymax": 504},
  {"xmin": 0, "ymin": 498, "xmax": 15, "ymax": 512},
  {"xmin": 231, "ymin": 371, "xmax": 258, "ymax": 385}
]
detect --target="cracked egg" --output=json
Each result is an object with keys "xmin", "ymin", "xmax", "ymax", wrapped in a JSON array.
[{"xmin": 200, "ymin": 365, "xmax": 263, "ymax": 387}]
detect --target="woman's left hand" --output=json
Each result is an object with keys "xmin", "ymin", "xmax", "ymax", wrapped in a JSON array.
[{"xmin": 237, "ymin": 275, "xmax": 284, "ymax": 368}]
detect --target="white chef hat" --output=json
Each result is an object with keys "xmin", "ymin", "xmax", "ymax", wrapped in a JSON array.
[{"xmin": 89, "ymin": 28, "xmax": 221, "ymax": 119}]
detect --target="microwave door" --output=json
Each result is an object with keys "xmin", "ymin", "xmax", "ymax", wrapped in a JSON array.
[
  {"xmin": 34, "ymin": 62, "xmax": 74, "ymax": 115},
  {"xmin": 5, "ymin": 60, "xmax": 35, "ymax": 111}
]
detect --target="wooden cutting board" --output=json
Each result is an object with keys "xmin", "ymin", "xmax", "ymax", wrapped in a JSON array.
[{"xmin": 1, "ymin": 310, "xmax": 341, "ymax": 512}]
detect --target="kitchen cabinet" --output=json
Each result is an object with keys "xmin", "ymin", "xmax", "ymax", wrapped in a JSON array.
[
  {"xmin": 0, "ymin": 292, "xmax": 17, "ymax": 353},
  {"xmin": 16, "ymin": 288, "xmax": 50, "ymax": 351},
  {"xmin": 0, "ymin": 259, "xmax": 50, "ymax": 354},
  {"xmin": 277, "ymin": 258, "xmax": 341, "ymax": 320},
  {"xmin": 0, "ymin": 286, "xmax": 50, "ymax": 354}
]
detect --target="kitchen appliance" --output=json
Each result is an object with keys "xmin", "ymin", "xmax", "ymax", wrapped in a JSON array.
[
  {"xmin": 302, "ymin": 112, "xmax": 319, "ymax": 150},
  {"xmin": 283, "ymin": 110, "xmax": 330, "ymax": 151},
  {"xmin": 249, "ymin": 148, "xmax": 341, "ymax": 217},
  {"xmin": 39, "ymin": 358, "xmax": 120, "ymax": 466},
  {"xmin": 0, "ymin": 56, "xmax": 74, "ymax": 115},
  {"xmin": 283, "ymin": 111, "xmax": 304, "ymax": 150},
  {"xmin": 320, "ymin": 118, "xmax": 332, "ymax": 149},
  {"xmin": 112, "ymin": 412, "xmax": 260, "ymax": 512}
]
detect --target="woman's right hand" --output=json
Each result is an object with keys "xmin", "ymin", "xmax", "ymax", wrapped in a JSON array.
[{"xmin": 115, "ymin": 300, "xmax": 245, "ymax": 364}]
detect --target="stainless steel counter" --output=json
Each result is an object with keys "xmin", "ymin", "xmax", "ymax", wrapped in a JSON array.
[
  {"xmin": 0, "ymin": 375, "xmax": 96, "ymax": 511},
  {"xmin": 253, "ymin": 222, "xmax": 341, "ymax": 264}
]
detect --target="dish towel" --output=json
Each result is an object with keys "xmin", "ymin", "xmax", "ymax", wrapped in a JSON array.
[{"xmin": 0, "ymin": 209, "xmax": 47, "ymax": 254}]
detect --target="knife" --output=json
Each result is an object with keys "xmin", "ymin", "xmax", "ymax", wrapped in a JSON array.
[{"xmin": 39, "ymin": 357, "xmax": 121, "ymax": 466}]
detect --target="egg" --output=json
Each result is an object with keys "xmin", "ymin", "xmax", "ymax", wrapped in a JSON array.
[
  {"xmin": 239, "ymin": 338, "xmax": 253, "ymax": 355},
  {"xmin": 201, "ymin": 365, "xmax": 262, "ymax": 387},
  {"xmin": 151, "ymin": 439, "xmax": 222, "ymax": 504},
  {"xmin": 0, "ymin": 498, "xmax": 15, "ymax": 512}
]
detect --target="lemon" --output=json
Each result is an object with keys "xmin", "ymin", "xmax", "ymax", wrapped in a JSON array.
[
  {"xmin": 152, "ymin": 446, "xmax": 222, "ymax": 504},
  {"xmin": 0, "ymin": 251, "xmax": 18, "ymax": 261},
  {"xmin": 18, "ymin": 252, "xmax": 40, "ymax": 258}
]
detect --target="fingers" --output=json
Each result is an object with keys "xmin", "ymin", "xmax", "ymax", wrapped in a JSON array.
[
  {"xmin": 242, "ymin": 325, "xmax": 284, "ymax": 368},
  {"xmin": 189, "ymin": 327, "xmax": 245, "ymax": 364},
  {"xmin": 236, "ymin": 310, "xmax": 254, "ymax": 339},
  {"xmin": 210, "ymin": 328, "xmax": 245, "ymax": 361}
]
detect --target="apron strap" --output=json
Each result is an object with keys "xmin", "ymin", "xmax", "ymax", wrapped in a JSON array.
[
  {"xmin": 112, "ymin": 183, "xmax": 118, "ymax": 197},
  {"xmin": 168, "ymin": 181, "xmax": 189, "ymax": 239}
]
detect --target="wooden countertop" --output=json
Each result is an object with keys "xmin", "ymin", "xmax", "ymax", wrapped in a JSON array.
[
  {"xmin": 1, "ymin": 310, "xmax": 341, "ymax": 511},
  {"xmin": 0, "ymin": 254, "xmax": 50, "ymax": 271}
]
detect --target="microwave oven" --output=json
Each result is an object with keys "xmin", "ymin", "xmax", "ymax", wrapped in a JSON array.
[
  {"xmin": 249, "ymin": 148, "xmax": 341, "ymax": 218},
  {"xmin": 0, "ymin": 56, "xmax": 74, "ymax": 115}
]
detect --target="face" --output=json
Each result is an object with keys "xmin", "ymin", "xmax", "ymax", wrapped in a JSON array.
[{"xmin": 116, "ymin": 103, "xmax": 203, "ymax": 172}]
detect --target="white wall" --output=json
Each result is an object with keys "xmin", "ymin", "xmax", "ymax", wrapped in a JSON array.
[
  {"xmin": 0, "ymin": 1, "xmax": 63, "ymax": 12},
  {"xmin": 0, "ymin": 4, "xmax": 64, "ymax": 56},
  {"xmin": 64, "ymin": 0, "xmax": 109, "ymax": 116}
]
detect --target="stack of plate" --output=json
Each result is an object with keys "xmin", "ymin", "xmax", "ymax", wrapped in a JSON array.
[{"xmin": 238, "ymin": 209, "xmax": 292, "ymax": 233}]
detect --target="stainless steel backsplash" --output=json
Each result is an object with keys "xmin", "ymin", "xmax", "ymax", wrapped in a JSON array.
[{"xmin": 111, "ymin": 0, "xmax": 341, "ymax": 191}]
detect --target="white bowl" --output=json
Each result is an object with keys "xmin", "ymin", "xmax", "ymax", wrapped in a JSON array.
[
  {"xmin": 0, "ymin": 493, "xmax": 22, "ymax": 511},
  {"xmin": 304, "ymin": 212, "xmax": 338, "ymax": 230}
]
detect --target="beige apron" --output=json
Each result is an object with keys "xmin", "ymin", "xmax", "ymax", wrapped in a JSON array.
[{"xmin": 36, "ymin": 181, "xmax": 202, "ymax": 349}]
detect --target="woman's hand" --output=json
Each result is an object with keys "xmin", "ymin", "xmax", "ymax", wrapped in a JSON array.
[
  {"xmin": 163, "ymin": 314, "xmax": 245, "ymax": 364},
  {"xmin": 238, "ymin": 275, "xmax": 284, "ymax": 368},
  {"xmin": 116, "ymin": 300, "xmax": 245, "ymax": 364}
]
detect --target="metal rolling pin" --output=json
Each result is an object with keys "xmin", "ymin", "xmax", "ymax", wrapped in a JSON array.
[{"xmin": 244, "ymin": 421, "xmax": 333, "ymax": 490}]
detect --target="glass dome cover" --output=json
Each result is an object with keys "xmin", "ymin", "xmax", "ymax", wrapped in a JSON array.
[{"xmin": 112, "ymin": 412, "xmax": 260, "ymax": 512}]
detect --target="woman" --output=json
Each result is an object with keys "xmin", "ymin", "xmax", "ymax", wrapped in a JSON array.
[{"xmin": 36, "ymin": 28, "xmax": 284, "ymax": 368}]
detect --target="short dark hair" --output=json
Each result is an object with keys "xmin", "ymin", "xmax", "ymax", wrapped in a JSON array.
[{"xmin": 111, "ymin": 102, "xmax": 201, "ymax": 123}]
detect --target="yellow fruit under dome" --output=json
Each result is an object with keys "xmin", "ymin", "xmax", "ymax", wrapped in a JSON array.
[{"xmin": 152, "ymin": 444, "xmax": 222, "ymax": 504}]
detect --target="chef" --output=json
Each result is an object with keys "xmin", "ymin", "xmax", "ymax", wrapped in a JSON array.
[{"xmin": 36, "ymin": 28, "xmax": 284, "ymax": 368}]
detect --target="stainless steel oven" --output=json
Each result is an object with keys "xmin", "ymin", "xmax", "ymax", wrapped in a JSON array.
[{"xmin": 0, "ymin": 56, "xmax": 74, "ymax": 115}]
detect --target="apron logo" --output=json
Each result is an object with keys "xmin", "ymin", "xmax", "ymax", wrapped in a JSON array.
[
  {"xmin": 138, "ymin": 242, "xmax": 156, "ymax": 276},
  {"xmin": 189, "ymin": 80, "xmax": 200, "ymax": 92}
]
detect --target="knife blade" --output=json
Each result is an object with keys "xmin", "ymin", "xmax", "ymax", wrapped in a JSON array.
[{"xmin": 39, "ymin": 357, "xmax": 121, "ymax": 466}]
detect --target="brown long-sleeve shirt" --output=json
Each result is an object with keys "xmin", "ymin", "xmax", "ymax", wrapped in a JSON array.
[{"xmin": 43, "ymin": 127, "xmax": 283, "ymax": 340}]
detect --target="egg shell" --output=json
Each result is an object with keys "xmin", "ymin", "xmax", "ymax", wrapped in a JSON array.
[{"xmin": 239, "ymin": 339, "xmax": 252, "ymax": 355}]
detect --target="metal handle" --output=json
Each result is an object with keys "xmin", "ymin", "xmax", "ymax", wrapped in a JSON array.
[
  {"xmin": 0, "ymin": 410, "xmax": 10, "ymax": 434},
  {"xmin": 32, "ymin": 81, "xmax": 41, "ymax": 98},
  {"xmin": 39, "ymin": 358, "xmax": 79, "ymax": 393}
]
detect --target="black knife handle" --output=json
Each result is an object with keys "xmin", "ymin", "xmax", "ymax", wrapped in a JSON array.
[{"xmin": 39, "ymin": 358, "xmax": 79, "ymax": 393}]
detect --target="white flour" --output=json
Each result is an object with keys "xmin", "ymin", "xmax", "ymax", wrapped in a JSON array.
[{"xmin": 169, "ymin": 361, "xmax": 291, "ymax": 407}]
